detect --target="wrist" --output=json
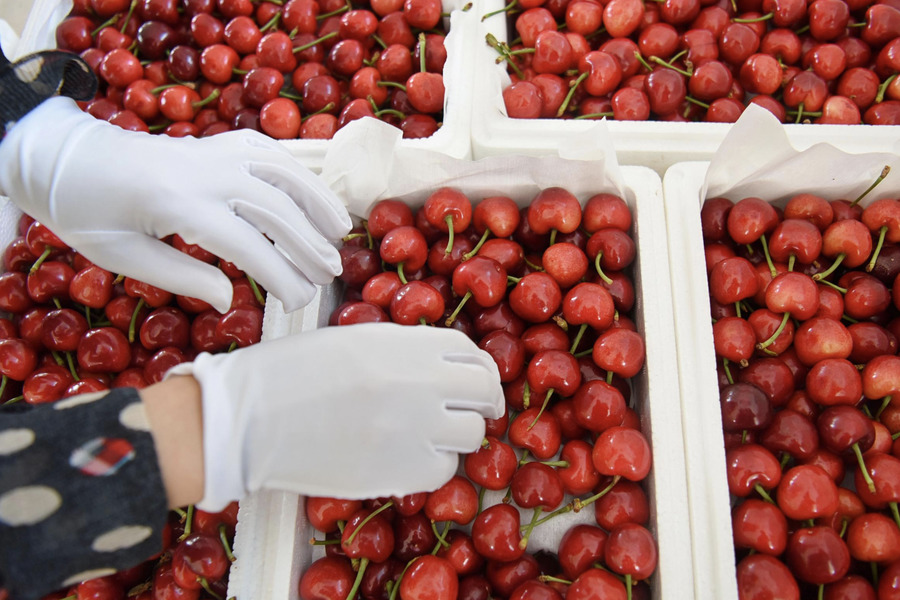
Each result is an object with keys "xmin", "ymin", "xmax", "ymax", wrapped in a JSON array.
[{"xmin": 139, "ymin": 374, "xmax": 205, "ymax": 509}]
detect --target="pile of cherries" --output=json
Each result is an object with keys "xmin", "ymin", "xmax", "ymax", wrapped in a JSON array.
[
  {"xmin": 0, "ymin": 212, "xmax": 261, "ymax": 600},
  {"xmin": 489, "ymin": 0, "xmax": 900, "ymax": 124},
  {"xmin": 300, "ymin": 187, "xmax": 656, "ymax": 600},
  {"xmin": 55, "ymin": 0, "xmax": 450, "ymax": 139},
  {"xmin": 701, "ymin": 176, "xmax": 900, "ymax": 598}
]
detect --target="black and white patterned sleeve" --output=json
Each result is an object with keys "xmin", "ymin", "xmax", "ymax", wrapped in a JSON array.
[
  {"xmin": 0, "ymin": 388, "xmax": 169, "ymax": 600},
  {"xmin": 0, "ymin": 36, "xmax": 97, "ymax": 138}
]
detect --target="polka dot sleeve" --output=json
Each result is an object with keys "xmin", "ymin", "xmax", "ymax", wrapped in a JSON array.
[
  {"xmin": 0, "ymin": 39, "xmax": 97, "ymax": 139},
  {"xmin": 0, "ymin": 388, "xmax": 168, "ymax": 600}
]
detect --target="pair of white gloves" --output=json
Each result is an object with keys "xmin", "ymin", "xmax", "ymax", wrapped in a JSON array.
[{"xmin": 0, "ymin": 97, "xmax": 503, "ymax": 511}]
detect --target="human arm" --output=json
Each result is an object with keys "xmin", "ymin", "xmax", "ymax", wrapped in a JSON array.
[{"xmin": 0, "ymin": 322, "xmax": 504, "ymax": 598}]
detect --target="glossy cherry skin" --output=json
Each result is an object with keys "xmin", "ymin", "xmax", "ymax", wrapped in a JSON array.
[
  {"xmin": 735, "ymin": 554, "xmax": 799, "ymax": 600},
  {"xmin": 471, "ymin": 504, "xmax": 525, "ymax": 563}
]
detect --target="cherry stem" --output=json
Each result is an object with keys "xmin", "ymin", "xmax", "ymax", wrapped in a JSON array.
[
  {"xmin": 626, "ymin": 574, "xmax": 633, "ymax": 600},
  {"xmin": 193, "ymin": 88, "xmax": 221, "ymax": 109},
  {"xmin": 557, "ymin": 72, "xmax": 588, "ymax": 117},
  {"xmin": 780, "ymin": 452, "xmax": 791, "ymax": 470},
  {"xmin": 343, "ymin": 501, "xmax": 394, "ymax": 548},
  {"xmin": 891, "ymin": 502, "xmax": 900, "ymax": 530},
  {"xmin": 633, "ymin": 51, "xmax": 654, "ymax": 72},
  {"xmin": 685, "ymin": 95, "xmax": 710, "ymax": 110},
  {"xmin": 29, "ymin": 246, "xmax": 53, "ymax": 274},
  {"xmin": 65, "ymin": 352, "xmax": 80, "ymax": 382},
  {"xmin": 528, "ymin": 389, "xmax": 555, "ymax": 430},
  {"xmin": 593, "ymin": 251, "xmax": 613, "ymax": 284},
  {"xmin": 128, "ymin": 298, "xmax": 145, "ymax": 344},
  {"xmin": 817, "ymin": 583, "xmax": 824, "ymax": 600},
  {"xmin": 813, "ymin": 253, "xmax": 846, "ymax": 281},
  {"xmin": 518, "ymin": 507, "xmax": 544, "ymax": 549},
  {"xmin": 418, "ymin": 33, "xmax": 427, "ymax": 73},
  {"xmin": 247, "ymin": 275, "xmax": 266, "ymax": 306},
  {"xmin": 574, "ymin": 475, "xmax": 620, "ymax": 511},
  {"xmin": 821, "ymin": 279, "xmax": 848, "ymax": 294},
  {"xmin": 2, "ymin": 395, "xmax": 22, "ymax": 405},
  {"xmin": 606, "ymin": 370, "xmax": 614, "ymax": 384},
  {"xmin": 722, "ymin": 357, "xmax": 734, "ymax": 384},
  {"xmin": 463, "ymin": 229, "xmax": 491, "ymax": 260},
  {"xmin": 303, "ymin": 102, "xmax": 337, "ymax": 121},
  {"xmin": 867, "ymin": 225, "xmax": 889, "ymax": 272},
  {"xmin": 260, "ymin": 12, "xmax": 281, "ymax": 32},
  {"xmin": 444, "ymin": 291, "xmax": 472, "ymax": 327},
  {"xmin": 377, "ymin": 80, "xmax": 407, "ymax": 91},
  {"xmin": 734, "ymin": 301, "xmax": 742, "ymax": 319},
  {"xmin": 757, "ymin": 234, "xmax": 776, "ymax": 278},
  {"xmin": 733, "ymin": 11, "xmax": 773, "ymax": 21},
  {"xmin": 430, "ymin": 520, "xmax": 451, "ymax": 552},
  {"xmin": 649, "ymin": 55, "xmax": 691, "ymax": 77},
  {"xmin": 178, "ymin": 504, "xmax": 194, "ymax": 542},
  {"xmin": 872, "ymin": 562, "xmax": 880, "ymax": 589},
  {"xmin": 388, "ymin": 558, "xmax": 416, "ymax": 600},
  {"xmin": 540, "ymin": 575, "xmax": 572, "ymax": 585},
  {"xmin": 529, "ymin": 502, "xmax": 573, "ymax": 527},
  {"xmin": 795, "ymin": 102, "xmax": 805, "ymax": 124},
  {"xmin": 876, "ymin": 396, "xmax": 892, "ymax": 421},
  {"xmin": 485, "ymin": 33, "xmax": 524, "ymax": 79},
  {"xmin": 477, "ymin": 485, "xmax": 486, "ymax": 514},
  {"xmin": 344, "ymin": 557, "xmax": 369, "ymax": 600},
  {"xmin": 482, "ymin": 0, "xmax": 518, "ymax": 20},
  {"xmin": 876, "ymin": 75, "xmax": 897, "ymax": 104},
  {"xmin": 310, "ymin": 537, "xmax": 340, "ymax": 545},
  {"xmin": 852, "ymin": 442, "xmax": 877, "ymax": 493},
  {"xmin": 0, "ymin": 375, "xmax": 6, "ymax": 399},
  {"xmin": 317, "ymin": 2, "xmax": 350, "ymax": 20},
  {"xmin": 574, "ymin": 112, "xmax": 614, "ymax": 120},
  {"xmin": 119, "ymin": 0, "xmax": 139, "ymax": 33},
  {"xmin": 757, "ymin": 311, "xmax": 791, "ymax": 350},
  {"xmin": 850, "ymin": 165, "xmax": 891, "ymax": 207},
  {"xmin": 523, "ymin": 380, "xmax": 531, "ymax": 409},
  {"xmin": 444, "ymin": 215, "xmax": 456, "ymax": 254},
  {"xmin": 293, "ymin": 31, "xmax": 338, "ymax": 53},
  {"xmin": 754, "ymin": 483, "xmax": 775, "ymax": 504},
  {"xmin": 569, "ymin": 323, "xmax": 589, "ymax": 354},
  {"xmin": 397, "ymin": 263, "xmax": 408, "ymax": 285},
  {"xmin": 787, "ymin": 254, "xmax": 796, "ymax": 272}
]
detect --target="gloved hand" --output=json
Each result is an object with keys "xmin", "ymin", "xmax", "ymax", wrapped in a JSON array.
[
  {"xmin": 0, "ymin": 96, "xmax": 352, "ymax": 313},
  {"xmin": 166, "ymin": 323, "xmax": 505, "ymax": 511}
]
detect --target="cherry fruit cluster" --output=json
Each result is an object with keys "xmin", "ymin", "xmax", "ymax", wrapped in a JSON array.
[
  {"xmin": 55, "ymin": 0, "xmax": 450, "ymax": 139},
  {"xmin": 300, "ymin": 187, "xmax": 656, "ymax": 600},
  {"xmin": 0, "ymin": 213, "xmax": 263, "ymax": 600},
  {"xmin": 490, "ymin": 0, "xmax": 900, "ymax": 124},
  {"xmin": 701, "ymin": 181, "xmax": 900, "ymax": 598}
]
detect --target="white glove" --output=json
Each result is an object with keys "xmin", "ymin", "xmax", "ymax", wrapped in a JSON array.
[
  {"xmin": 166, "ymin": 323, "xmax": 505, "ymax": 511},
  {"xmin": 0, "ymin": 96, "xmax": 352, "ymax": 313}
]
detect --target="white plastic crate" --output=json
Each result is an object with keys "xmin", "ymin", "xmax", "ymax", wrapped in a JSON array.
[
  {"xmin": 18, "ymin": 0, "xmax": 476, "ymax": 173},
  {"xmin": 473, "ymin": 2, "xmax": 900, "ymax": 175},
  {"xmin": 662, "ymin": 107, "xmax": 900, "ymax": 600},
  {"xmin": 229, "ymin": 128, "xmax": 694, "ymax": 599}
]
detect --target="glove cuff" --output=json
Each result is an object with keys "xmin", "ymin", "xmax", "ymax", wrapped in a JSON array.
[{"xmin": 166, "ymin": 356, "xmax": 247, "ymax": 512}]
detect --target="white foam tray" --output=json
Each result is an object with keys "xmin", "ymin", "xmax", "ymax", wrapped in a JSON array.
[
  {"xmin": 18, "ymin": 0, "xmax": 476, "ymax": 173},
  {"xmin": 663, "ymin": 146, "xmax": 900, "ymax": 600},
  {"xmin": 230, "ymin": 159, "xmax": 694, "ymax": 599},
  {"xmin": 473, "ymin": 3, "xmax": 900, "ymax": 175}
]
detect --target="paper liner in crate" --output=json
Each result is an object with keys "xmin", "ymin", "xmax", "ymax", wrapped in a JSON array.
[
  {"xmin": 230, "ymin": 117, "xmax": 694, "ymax": 600},
  {"xmin": 15, "ymin": 0, "xmax": 474, "ymax": 174},
  {"xmin": 472, "ymin": 0, "xmax": 900, "ymax": 175},
  {"xmin": 662, "ymin": 103, "xmax": 900, "ymax": 600}
]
